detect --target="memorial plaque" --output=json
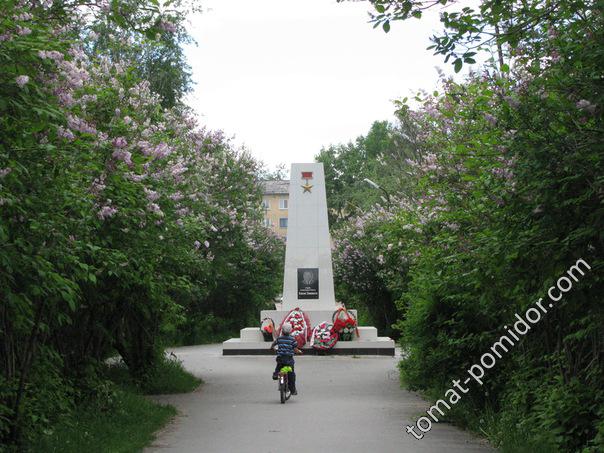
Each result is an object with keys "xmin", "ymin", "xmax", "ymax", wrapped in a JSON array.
[{"xmin": 297, "ymin": 268, "xmax": 319, "ymax": 299}]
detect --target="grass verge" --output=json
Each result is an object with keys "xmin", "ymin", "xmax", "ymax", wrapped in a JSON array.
[
  {"xmin": 398, "ymin": 365, "xmax": 558, "ymax": 452},
  {"xmin": 106, "ymin": 355, "xmax": 202, "ymax": 395},
  {"xmin": 30, "ymin": 355, "xmax": 201, "ymax": 452},
  {"xmin": 29, "ymin": 389, "xmax": 176, "ymax": 453}
]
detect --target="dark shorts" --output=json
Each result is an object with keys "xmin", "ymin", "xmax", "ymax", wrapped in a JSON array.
[
  {"xmin": 276, "ymin": 355, "xmax": 294, "ymax": 366},
  {"xmin": 274, "ymin": 357, "xmax": 296, "ymax": 391}
]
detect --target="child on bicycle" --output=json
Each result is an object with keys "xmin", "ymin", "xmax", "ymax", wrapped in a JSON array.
[{"xmin": 270, "ymin": 322, "xmax": 302, "ymax": 395}]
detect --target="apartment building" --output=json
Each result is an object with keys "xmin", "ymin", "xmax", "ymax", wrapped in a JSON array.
[{"xmin": 261, "ymin": 180, "xmax": 289, "ymax": 238}]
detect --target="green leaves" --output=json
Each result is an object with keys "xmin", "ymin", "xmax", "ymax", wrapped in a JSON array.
[
  {"xmin": 463, "ymin": 51, "xmax": 477, "ymax": 65},
  {"xmin": 331, "ymin": 4, "xmax": 604, "ymax": 449},
  {"xmin": 454, "ymin": 58, "xmax": 463, "ymax": 73},
  {"xmin": 1, "ymin": 0, "xmax": 283, "ymax": 447}
]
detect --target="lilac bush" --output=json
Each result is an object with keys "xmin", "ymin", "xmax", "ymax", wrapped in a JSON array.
[
  {"xmin": 330, "ymin": 2, "xmax": 603, "ymax": 448},
  {"xmin": 0, "ymin": 0, "xmax": 282, "ymax": 445}
]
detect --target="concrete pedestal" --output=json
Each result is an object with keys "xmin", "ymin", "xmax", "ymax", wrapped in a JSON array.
[
  {"xmin": 260, "ymin": 309, "xmax": 356, "ymax": 327},
  {"xmin": 222, "ymin": 326, "xmax": 395, "ymax": 356}
]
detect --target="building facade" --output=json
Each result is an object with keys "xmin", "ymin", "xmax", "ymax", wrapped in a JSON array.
[{"xmin": 261, "ymin": 180, "xmax": 289, "ymax": 238}]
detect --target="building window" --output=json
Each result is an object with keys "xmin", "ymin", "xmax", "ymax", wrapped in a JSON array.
[
  {"xmin": 263, "ymin": 218, "xmax": 271, "ymax": 227},
  {"xmin": 279, "ymin": 199, "xmax": 288, "ymax": 210},
  {"xmin": 262, "ymin": 199, "xmax": 269, "ymax": 210},
  {"xmin": 279, "ymin": 218, "xmax": 288, "ymax": 228}
]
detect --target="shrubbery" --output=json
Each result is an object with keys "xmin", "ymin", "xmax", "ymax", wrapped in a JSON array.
[
  {"xmin": 326, "ymin": 1, "xmax": 603, "ymax": 450},
  {"xmin": 0, "ymin": 0, "xmax": 281, "ymax": 447}
]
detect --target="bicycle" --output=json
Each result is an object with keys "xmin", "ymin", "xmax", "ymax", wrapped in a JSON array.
[{"xmin": 277, "ymin": 365, "xmax": 293, "ymax": 403}]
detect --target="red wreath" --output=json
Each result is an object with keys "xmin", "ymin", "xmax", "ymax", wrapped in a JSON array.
[
  {"xmin": 279, "ymin": 307, "xmax": 311, "ymax": 348},
  {"xmin": 332, "ymin": 307, "xmax": 359, "ymax": 338},
  {"xmin": 310, "ymin": 321, "xmax": 339, "ymax": 350}
]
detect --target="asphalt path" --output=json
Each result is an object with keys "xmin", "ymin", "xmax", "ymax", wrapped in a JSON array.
[{"xmin": 145, "ymin": 344, "xmax": 494, "ymax": 453}]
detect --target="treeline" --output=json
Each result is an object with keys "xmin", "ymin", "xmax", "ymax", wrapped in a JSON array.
[
  {"xmin": 323, "ymin": 0, "xmax": 603, "ymax": 450},
  {"xmin": 0, "ymin": 0, "xmax": 281, "ymax": 447}
]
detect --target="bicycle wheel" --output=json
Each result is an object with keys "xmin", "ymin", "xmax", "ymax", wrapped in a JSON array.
[{"xmin": 280, "ymin": 382, "xmax": 286, "ymax": 404}]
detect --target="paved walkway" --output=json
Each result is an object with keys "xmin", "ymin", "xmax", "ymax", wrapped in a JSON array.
[{"xmin": 145, "ymin": 344, "xmax": 493, "ymax": 453}]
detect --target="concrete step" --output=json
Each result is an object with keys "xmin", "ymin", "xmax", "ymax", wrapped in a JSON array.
[{"xmin": 223, "ymin": 332, "xmax": 395, "ymax": 356}]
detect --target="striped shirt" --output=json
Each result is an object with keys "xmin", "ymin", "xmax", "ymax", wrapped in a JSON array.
[{"xmin": 272, "ymin": 335, "xmax": 297, "ymax": 357}]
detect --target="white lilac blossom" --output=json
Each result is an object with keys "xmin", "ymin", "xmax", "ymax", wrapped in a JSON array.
[
  {"xmin": 112, "ymin": 150, "xmax": 132, "ymax": 166},
  {"xmin": 67, "ymin": 114, "xmax": 96, "ymax": 134},
  {"xmin": 147, "ymin": 203, "xmax": 164, "ymax": 217},
  {"xmin": 16, "ymin": 26, "xmax": 31, "ymax": 35},
  {"xmin": 144, "ymin": 188, "xmax": 160, "ymax": 201},
  {"xmin": 16, "ymin": 75, "xmax": 30, "ymax": 87},
  {"xmin": 158, "ymin": 20, "xmax": 177, "ymax": 33},
  {"xmin": 484, "ymin": 113, "xmax": 498, "ymax": 126},
  {"xmin": 14, "ymin": 12, "xmax": 33, "ymax": 20},
  {"xmin": 112, "ymin": 137, "xmax": 128, "ymax": 148},
  {"xmin": 90, "ymin": 177, "xmax": 106, "ymax": 196},
  {"xmin": 176, "ymin": 207, "xmax": 190, "ymax": 217},
  {"xmin": 13, "ymin": 6, "xmax": 267, "ymax": 259},
  {"xmin": 576, "ymin": 99, "xmax": 596, "ymax": 114},
  {"xmin": 58, "ymin": 60, "xmax": 90, "ymax": 88},
  {"xmin": 57, "ymin": 126, "xmax": 75, "ymax": 141},
  {"xmin": 38, "ymin": 50, "xmax": 64, "ymax": 61},
  {"xmin": 97, "ymin": 205, "xmax": 117, "ymax": 220}
]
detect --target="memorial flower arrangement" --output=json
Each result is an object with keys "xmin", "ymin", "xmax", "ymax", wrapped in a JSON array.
[
  {"xmin": 279, "ymin": 308, "xmax": 311, "ymax": 348},
  {"xmin": 338, "ymin": 325, "xmax": 356, "ymax": 342},
  {"xmin": 310, "ymin": 321, "xmax": 338, "ymax": 350},
  {"xmin": 332, "ymin": 307, "xmax": 358, "ymax": 341},
  {"xmin": 260, "ymin": 317, "xmax": 276, "ymax": 341}
]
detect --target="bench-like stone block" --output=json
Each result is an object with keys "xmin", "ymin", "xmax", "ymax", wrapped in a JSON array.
[
  {"xmin": 240, "ymin": 327, "xmax": 264, "ymax": 342},
  {"xmin": 357, "ymin": 326, "xmax": 378, "ymax": 341}
]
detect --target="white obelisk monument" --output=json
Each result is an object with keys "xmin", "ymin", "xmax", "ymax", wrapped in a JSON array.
[{"xmin": 281, "ymin": 163, "xmax": 336, "ymax": 311}]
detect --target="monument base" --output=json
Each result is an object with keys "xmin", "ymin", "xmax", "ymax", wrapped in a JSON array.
[
  {"xmin": 222, "ymin": 325, "xmax": 395, "ymax": 356},
  {"xmin": 260, "ymin": 309, "xmax": 356, "ymax": 327}
]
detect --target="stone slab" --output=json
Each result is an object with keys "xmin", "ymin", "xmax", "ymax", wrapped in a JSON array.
[
  {"xmin": 240, "ymin": 327, "xmax": 262, "ymax": 342},
  {"xmin": 222, "ymin": 348, "xmax": 395, "ymax": 356},
  {"xmin": 222, "ymin": 337, "xmax": 395, "ymax": 356}
]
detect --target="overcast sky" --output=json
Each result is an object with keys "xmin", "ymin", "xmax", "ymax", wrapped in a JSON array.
[{"xmin": 184, "ymin": 0, "xmax": 456, "ymax": 170}]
